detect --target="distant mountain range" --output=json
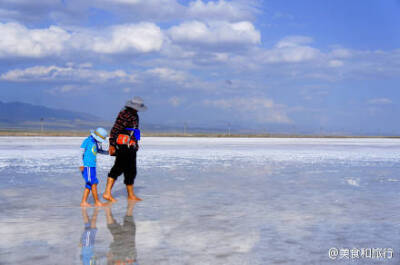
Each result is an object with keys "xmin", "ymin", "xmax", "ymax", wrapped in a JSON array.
[
  {"xmin": 1, "ymin": 101, "xmax": 387, "ymax": 136},
  {"xmin": 0, "ymin": 101, "xmax": 111, "ymax": 131}
]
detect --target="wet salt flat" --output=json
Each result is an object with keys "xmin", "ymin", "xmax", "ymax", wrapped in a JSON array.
[{"xmin": 1, "ymin": 137, "xmax": 400, "ymax": 264}]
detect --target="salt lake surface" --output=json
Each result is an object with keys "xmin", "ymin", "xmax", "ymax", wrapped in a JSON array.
[{"xmin": 1, "ymin": 137, "xmax": 400, "ymax": 264}]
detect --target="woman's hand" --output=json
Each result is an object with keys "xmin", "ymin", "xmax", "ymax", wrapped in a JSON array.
[{"xmin": 109, "ymin": 145, "xmax": 116, "ymax": 156}]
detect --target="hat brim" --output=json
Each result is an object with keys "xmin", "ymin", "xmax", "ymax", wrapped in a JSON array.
[
  {"xmin": 126, "ymin": 102, "xmax": 148, "ymax": 112},
  {"xmin": 91, "ymin": 130, "xmax": 106, "ymax": 143},
  {"xmin": 135, "ymin": 104, "xmax": 147, "ymax": 112}
]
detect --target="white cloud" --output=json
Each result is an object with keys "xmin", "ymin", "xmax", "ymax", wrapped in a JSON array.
[
  {"xmin": 275, "ymin": 36, "xmax": 313, "ymax": 48},
  {"xmin": 330, "ymin": 48, "xmax": 352, "ymax": 58},
  {"xmin": 168, "ymin": 20, "xmax": 260, "ymax": 47},
  {"xmin": 106, "ymin": 0, "xmax": 142, "ymax": 4},
  {"xmin": 147, "ymin": 67, "xmax": 187, "ymax": 82},
  {"xmin": 168, "ymin": 96, "xmax": 184, "ymax": 107},
  {"xmin": 368, "ymin": 98, "xmax": 392, "ymax": 105},
  {"xmin": 0, "ymin": 22, "xmax": 70, "ymax": 57},
  {"xmin": 260, "ymin": 36, "xmax": 320, "ymax": 63},
  {"xmin": 186, "ymin": 0, "xmax": 256, "ymax": 21},
  {"xmin": 0, "ymin": 0, "xmax": 65, "ymax": 23},
  {"xmin": 328, "ymin": 60, "xmax": 344, "ymax": 67},
  {"xmin": 46, "ymin": 84, "xmax": 92, "ymax": 94},
  {"xmin": 123, "ymin": 87, "xmax": 132, "ymax": 93},
  {"xmin": 57, "ymin": 84, "xmax": 86, "ymax": 92},
  {"xmin": 157, "ymin": 33, "xmax": 400, "ymax": 84},
  {"xmin": 0, "ymin": 0, "xmax": 260, "ymax": 25},
  {"xmin": 85, "ymin": 23, "xmax": 163, "ymax": 54},
  {"xmin": 0, "ymin": 22, "xmax": 163, "ymax": 58},
  {"xmin": 214, "ymin": 52, "xmax": 230, "ymax": 62},
  {"xmin": 0, "ymin": 0, "xmax": 175, "ymax": 23},
  {"xmin": 92, "ymin": 0, "xmax": 185, "ymax": 21},
  {"xmin": 263, "ymin": 46, "xmax": 319, "ymax": 63},
  {"xmin": 1, "ymin": 0, "xmax": 57, "ymax": 5},
  {"xmin": 0, "ymin": 63, "xmax": 136, "ymax": 83},
  {"xmin": 204, "ymin": 97, "xmax": 292, "ymax": 124}
]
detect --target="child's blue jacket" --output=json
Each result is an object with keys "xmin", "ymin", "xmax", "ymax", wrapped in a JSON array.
[{"xmin": 81, "ymin": 136, "xmax": 106, "ymax": 167}]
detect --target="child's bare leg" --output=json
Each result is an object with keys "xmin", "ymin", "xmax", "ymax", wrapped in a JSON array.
[
  {"xmin": 92, "ymin": 184, "xmax": 107, "ymax": 207},
  {"xmin": 103, "ymin": 177, "xmax": 117, "ymax": 202},
  {"xmin": 80, "ymin": 188, "xmax": 92, "ymax": 207},
  {"xmin": 127, "ymin": 185, "xmax": 142, "ymax": 201}
]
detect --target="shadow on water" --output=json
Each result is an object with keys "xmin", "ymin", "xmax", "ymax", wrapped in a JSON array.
[{"xmin": 79, "ymin": 202, "xmax": 138, "ymax": 265}]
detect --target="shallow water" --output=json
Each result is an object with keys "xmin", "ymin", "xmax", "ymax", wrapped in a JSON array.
[{"xmin": 1, "ymin": 137, "xmax": 400, "ymax": 264}]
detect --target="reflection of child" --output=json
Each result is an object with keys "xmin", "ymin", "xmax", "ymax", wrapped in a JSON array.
[
  {"xmin": 80, "ymin": 208, "xmax": 99, "ymax": 265},
  {"xmin": 80, "ymin": 127, "xmax": 108, "ymax": 207}
]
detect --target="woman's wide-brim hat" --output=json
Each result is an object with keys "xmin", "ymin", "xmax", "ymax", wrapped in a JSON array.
[{"xmin": 125, "ymin": 96, "xmax": 147, "ymax": 112}]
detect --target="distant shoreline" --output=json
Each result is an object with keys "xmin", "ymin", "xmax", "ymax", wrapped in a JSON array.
[{"xmin": 0, "ymin": 130, "xmax": 399, "ymax": 138}]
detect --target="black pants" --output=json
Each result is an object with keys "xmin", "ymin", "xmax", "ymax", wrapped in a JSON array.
[{"xmin": 108, "ymin": 145, "xmax": 137, "ymax": 185}]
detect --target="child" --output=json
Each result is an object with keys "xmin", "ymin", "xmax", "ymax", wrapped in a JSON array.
[{"xmin": 80, "ymin": 127, "xmax": 109, "ymax": 207}]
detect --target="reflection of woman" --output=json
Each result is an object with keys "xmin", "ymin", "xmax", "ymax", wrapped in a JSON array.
[
  {"xmin": 80, "ymin": 208, "xmax": 99, "ymax": 265},
  {"xmin": 105, "ymin": 202, "xmax": 138, "ymax": 265}
]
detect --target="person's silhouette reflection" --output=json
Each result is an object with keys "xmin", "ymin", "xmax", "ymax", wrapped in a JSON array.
[
  {"xmin": 105, "ymin": 201, "xmax": 138, "ymax": 265},
  {"xmin": 80, "ymin": 207, "xmax": 99, "ymax": 265}
]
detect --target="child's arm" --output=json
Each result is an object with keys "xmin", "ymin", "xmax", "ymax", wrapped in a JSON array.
[
  {"xmin": 98, "ymin": 149, "xmax": 108, "ymax": 155},
  {"xmin": 97, "ymin": 143, "xmax": 109, "ymax": 155}
]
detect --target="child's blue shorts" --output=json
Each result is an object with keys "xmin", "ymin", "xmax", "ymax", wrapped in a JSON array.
[{"xmin": 82, "ymin": 167, "xmax": 98, "ymax": 190}]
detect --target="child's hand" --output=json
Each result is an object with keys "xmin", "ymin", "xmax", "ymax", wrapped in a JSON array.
[
  {"xmin": 109, "ymin": 145, "xmax": 116, "ymax": 156},
  {"xmin": 79, "ymin": 166, "xmax": 84, "ymax": 172}
]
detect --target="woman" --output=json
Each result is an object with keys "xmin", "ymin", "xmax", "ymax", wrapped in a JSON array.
[{"xmin": 103, "ymin": 96, "xmax": 147, "ymax": 202}]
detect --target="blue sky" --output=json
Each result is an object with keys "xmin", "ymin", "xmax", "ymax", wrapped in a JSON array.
[{"xmin": 0, "ymin": 0, "xmax": 399, "ymax": 134}]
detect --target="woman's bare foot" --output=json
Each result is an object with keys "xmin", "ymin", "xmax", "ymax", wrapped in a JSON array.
[
  {"xmin": 80, "ymin": 201, "xmax": 92, "ymax": 207},
  {"xmin": 94, "ymin": 201, "xmax": 108, "ymax": 207},
  {"xmin": 103, "ymin": 193, "xmax": 117, "ymax": 202},
  {"xmin": 127, "ymin": 195, "xmax": 142, "ymax": 201}
]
